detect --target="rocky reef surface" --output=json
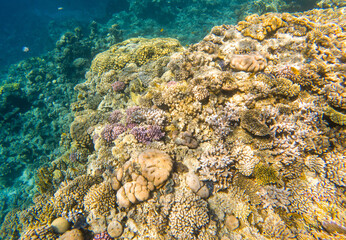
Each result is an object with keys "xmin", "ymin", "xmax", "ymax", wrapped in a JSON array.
[{"xmin": 1, "ymin": 6, "xmax": 346, "ymax": 240}]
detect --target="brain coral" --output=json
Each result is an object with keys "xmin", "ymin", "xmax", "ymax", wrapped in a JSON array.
[
  {"xmin": 90, "ymin": 38, "xmax": 183, "ymax": 75},
  {"xmin": 136, "ymin": 149, "xmax": 173, "ymax": 188}
]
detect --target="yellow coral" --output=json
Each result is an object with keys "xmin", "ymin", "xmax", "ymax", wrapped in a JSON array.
[
  {"xmin": 84, "ymin": 182, "xmax": 117, "ymax": 215},
  {"xmin": 137, "ymin": 149, "xmax": 173, "ymax": 188},
  {"xmin": 237, "ymin": 13, "xmax": 286, "ymax": 41},
  {"xmin": 253, "ymin": 162, "xmax": 280, "ymax": 185},
  {"xmin": 0, "ymin": 83, "xmax": 20, "ymax": 95},
  {"xmin": 324, "ymin": 106, "xmax": 346, "ymax": 125},
  {"xmin": 90, "ymin": 38, "xmax": 183, "ymax": 75}
]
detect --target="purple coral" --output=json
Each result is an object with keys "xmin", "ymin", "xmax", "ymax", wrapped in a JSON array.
[
  {"xmin": 93, "ymin": 232, "xmax": 113, "ymax": 240},
  {"xmin": 126, "ymin": 106, "xmax": 144, "ymax": 124},
  {"xmin": 108, "ymin": 110, "xmax": 123, "ymax": 124},
  {"xmin": 130, "ymin": 125, "xmax": 165, "ymax": 143},
  {"xmin": 101, "ymin": 124, "xmax": 114, "ymax": 142},
  {"xmin": 111, "ymin": 81, "xmax": 126, "ymax": 92},
  {"xmin": 112, "ymin": 124, "xmax": 127, "ymax": 139},
  {"xmin": 101, "ymin": 124, "xmax": 126, "ymax": 142}
]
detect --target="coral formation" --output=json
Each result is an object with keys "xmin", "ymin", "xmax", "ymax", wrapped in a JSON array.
[
  {"xmin": 53, "ymin": 175, "xmax": 102, "ymax": 217},
  {"xmin": 83, "ymin": 182, "xmax": 117, "ymax": 215},
  {"xmin": 228, "ymin": 54, "xmax": 267, "ymax": 72},
  {"xmin": 50, "ymin": 217, "xmax": 70, "ymax": 234},
  {"xmin": 136, "ymin": 149, "xmax": 173, "ymax": 188},
  {"xmin": 7, "ymin": 5, "xmax": 346, "ymax": 240},
  {"xmin": 168, "ymin": 190, "xmax": 210, "ymax": 239},
  {"xmin": 90, "ymin": 38, "xmax": 183, "ymax": 75}
]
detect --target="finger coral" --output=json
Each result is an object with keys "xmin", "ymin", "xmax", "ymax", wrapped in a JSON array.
[
  {"xmin": 53, "ymin": 175, "xmax": 102, "ymax": 216},
  {"xmin": 83, "ymin": 181, "xmax": 117, "ymax": 216},
  {"xmin": 168, "ymin": 190, "xmax": 209, "ymax": 239}
]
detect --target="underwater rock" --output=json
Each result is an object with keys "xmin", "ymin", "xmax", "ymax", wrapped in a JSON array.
[
  {"xmin": 241, "ymin": 109, "xmax": 270, "ymax": 136},
  {"xmin": 225, "ymin": 214, "xmax": 239, "ymax": 231},
  {"xmin": 186, "ymin": 172, "xmax": 210, "ymax": 198}
]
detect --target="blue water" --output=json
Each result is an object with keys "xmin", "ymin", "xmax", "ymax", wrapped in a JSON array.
[{"xmin": 0, "ymin": 0, "xmax": 320, "ymax": 236}]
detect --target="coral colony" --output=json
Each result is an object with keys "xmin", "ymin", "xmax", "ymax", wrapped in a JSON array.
[{"xmin": 1, "ymin": 5, "xmax": 346, "ymax": 240}]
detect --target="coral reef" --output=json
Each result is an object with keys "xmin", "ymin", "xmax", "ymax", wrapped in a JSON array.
[{"xmin": 7, "ymin": 6, "xmax": 346, "ymax": 240}]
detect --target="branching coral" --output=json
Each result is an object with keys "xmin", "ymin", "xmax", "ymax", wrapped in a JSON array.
[
  {"xmin": 83, "ymin": 181, "xmax": 117, "ymax": 216},
  {"xmin": 53, "ymin": 175, "xmax": 102, "ymax": 216},
  {"xmin": 168, "ymin": 189, "xmax": 209, "ymax": 239},
  {"xmin": 324, "ymin": 150, "xmax": 346, "ymax": 187}
]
